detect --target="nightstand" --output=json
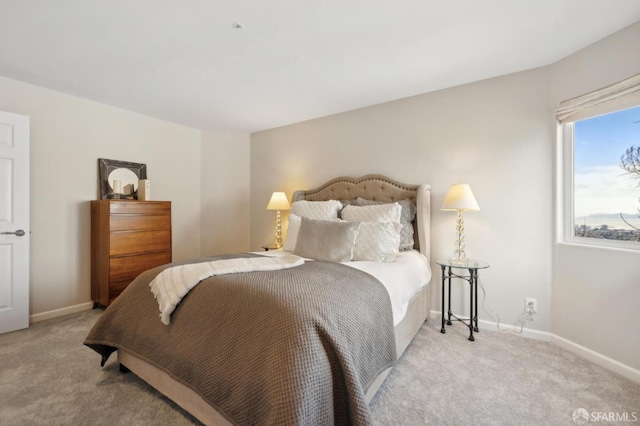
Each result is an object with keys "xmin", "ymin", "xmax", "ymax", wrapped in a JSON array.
[
  {"xmin": 261, "ymin": 245, "xmax": 281, "ymax": 251},
  {"xmin": 435, "ymin": 258, "xmax": 490, "ymax": 341}
]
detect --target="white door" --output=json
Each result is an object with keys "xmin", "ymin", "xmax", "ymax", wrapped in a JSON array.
[{"xmin": 0, "ymin": 111, "xmax": 30, "ymax": 334}]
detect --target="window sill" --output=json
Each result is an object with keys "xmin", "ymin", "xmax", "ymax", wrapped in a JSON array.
[{"xmin": 557, "ymin": 237, "xmax": 640, "ymax": 253}]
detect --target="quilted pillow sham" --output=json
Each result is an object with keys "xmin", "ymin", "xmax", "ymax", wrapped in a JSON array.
[
  {"xmin": 353, "ymin": 198, "xmax": 417, "ymax": 250},
  {"xmin": 341, "ymin": 202, "xmax": 402, "ymax": 224},
  {"xmin": 294, "ymin": 217, "xmax": 359, "ymax": 262},
  {"xmin": 352, "ymin": 222, "xmax": 402, "ymax": 262},
  {"xmin": 289, "ymin": 200, "xmax": 342, "ymax": 220}
]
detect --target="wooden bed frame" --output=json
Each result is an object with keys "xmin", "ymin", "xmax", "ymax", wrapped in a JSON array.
[{"xmin": 118, "ymin": 174, "xmax": 432, "ymax": 425}]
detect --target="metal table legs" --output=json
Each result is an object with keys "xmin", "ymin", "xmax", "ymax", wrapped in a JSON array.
[{"xmin": 440, "ymin": 265, "xmax": 479, "ymax": 341}]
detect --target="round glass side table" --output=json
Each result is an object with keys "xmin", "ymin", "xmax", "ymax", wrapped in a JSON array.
[{"xmin": 434, "ymin": 258, "xmax": 490, "ymax": 341}]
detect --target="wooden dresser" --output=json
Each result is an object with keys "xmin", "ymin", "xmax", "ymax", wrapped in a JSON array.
[{"xmin": 91, "ymin": 200, "xmax": 172, "ymax": 307}]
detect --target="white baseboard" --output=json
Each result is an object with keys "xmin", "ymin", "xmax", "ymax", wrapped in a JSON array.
[
  {"xmin": 30, "ymin": 302, "xmax": 94, "ymax": 323},
  {"xmin": 551, "ymin": 334, "xmax": 640, "ymax": 384},
  {"xmin": 430, "ymin": 310, "xmax": 639, "ymax": 384},
  {"xmin": 430, "ymin": 309, "xmax": 552, "ymax": 341}
]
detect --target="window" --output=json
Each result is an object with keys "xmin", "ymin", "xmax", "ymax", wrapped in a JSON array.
[
  {"xmin": 557, "ymin": 73, "xmax": 640, "ymax": 249},
  {"xmin": 562, "ymin": 105, "xmax": 640, "ymax": 248}
]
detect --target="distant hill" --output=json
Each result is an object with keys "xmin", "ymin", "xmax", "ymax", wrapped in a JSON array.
[
  {"xmin": 576, "ymin": 213, "xmax": 639, "ymax": 230},
  {"xmin": 581, "ymin": 213, "xmax": 638, "ymax": 218}
]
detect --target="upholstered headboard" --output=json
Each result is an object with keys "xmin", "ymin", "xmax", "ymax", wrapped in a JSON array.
[{"xmin": 292, "ymin": 174, "xmax": 431, "ymax": 260}]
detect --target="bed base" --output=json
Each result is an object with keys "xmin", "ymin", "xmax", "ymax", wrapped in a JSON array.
[{"xmin": 119, "ymin": 285, "xmax": 430, "ymax": 425}]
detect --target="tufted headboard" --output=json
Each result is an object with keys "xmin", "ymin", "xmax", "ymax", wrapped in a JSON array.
[{"xmin": 292, "ymin": 174, "xmax": 431, "ymax": 260}]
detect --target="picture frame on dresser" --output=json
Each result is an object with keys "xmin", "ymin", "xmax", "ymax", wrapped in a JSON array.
[{"xmin": 98, "ymin": 158, "xmax": 147, "ymax": 200}]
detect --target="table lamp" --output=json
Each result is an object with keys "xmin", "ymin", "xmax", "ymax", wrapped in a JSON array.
[
  {"xmin": 266, "ymin": 192, "xmax": 290, "ymax": 248},
  {"xmin": 441, "ymin": 183, "xmax": 479, "ymax": 263}
]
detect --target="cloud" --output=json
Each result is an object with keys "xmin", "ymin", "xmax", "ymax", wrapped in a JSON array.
[{"xmin": 574, "ymin": 165, "xmax": 640, "ymax": 216}]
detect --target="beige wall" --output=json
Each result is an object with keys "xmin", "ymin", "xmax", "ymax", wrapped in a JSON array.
[
  {"xmin": 550, "ymin": 22, "xmax": 640, "ymax": 370},
  {"xmin": 0, "ymin": 75, "xmax": 203, "ymax": 316},
  {"xmin": 251, "ymin": 67, "xmax": 554, "ymax": 333},
  {"xmin": 200, "ymin": 131, "xmax": 251, "ymax": 255}
]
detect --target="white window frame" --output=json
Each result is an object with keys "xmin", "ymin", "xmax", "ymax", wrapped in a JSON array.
[{"xmin": 559, "ymin": 121, "xmax": 640, "ymax": 251}]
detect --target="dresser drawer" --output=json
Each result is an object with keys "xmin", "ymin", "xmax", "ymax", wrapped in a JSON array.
[
  {"xmin": 92, "ymin": 199, "xmax": 172, "ymax": 307},
  {"xmin": 109, "ymin": 280, "xmax": 132, "ymax": 304},
  {"xmin": 109, "ymin": 250, "xmax": 172, "ymax": 283},
  {"xmin": 110, "ymin": 230, "xmax": 171, "ymax": 256},
  {"xmin": 110, "ymin": 214, "xmax": 170, "ymax": 232},
  {"xmin": 110, "ymin": 201, "xmax": 170, "ymax": 215}
]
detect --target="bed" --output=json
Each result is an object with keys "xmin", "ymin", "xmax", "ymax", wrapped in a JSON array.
[{"xmin": 85, "ymin": 174, "xmax": 432, "ymax": 425}]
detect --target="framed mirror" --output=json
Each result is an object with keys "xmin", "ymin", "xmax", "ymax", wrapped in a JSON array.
[{"xmin": 98, "ymin": 158, "xmax": 147, "ymax": 200}]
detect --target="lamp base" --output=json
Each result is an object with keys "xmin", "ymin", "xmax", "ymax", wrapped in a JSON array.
[
  {"xmin": 452, "ymin": 210, "xmax": 467, "ymax": 263},
  {"xmin": 274, "ymin": 210, "xmax": 283, "ymax": 248}
]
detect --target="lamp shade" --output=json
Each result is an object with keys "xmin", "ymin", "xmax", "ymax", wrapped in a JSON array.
[
  {"xmin": 266, "ymin": 192, "xmax": 290, "ymax": 210},
  {"xmin": 441, "ymin": 184, "xmax": 480, "ymax": 211}
]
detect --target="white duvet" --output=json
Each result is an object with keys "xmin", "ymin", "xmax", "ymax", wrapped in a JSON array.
[{"xmin": 255, "ymin": 249, "xmax": 431, "ymax": 325}]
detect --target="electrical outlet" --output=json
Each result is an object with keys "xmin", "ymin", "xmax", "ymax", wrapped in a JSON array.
[{"xmin": 525, "ymin": 298, "xmax": 537, "ymax": 314}]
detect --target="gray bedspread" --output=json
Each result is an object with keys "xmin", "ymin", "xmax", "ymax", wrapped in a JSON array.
[{"xmin": 85, "ymin": 254, "xmax": 397, "ymax": 425}]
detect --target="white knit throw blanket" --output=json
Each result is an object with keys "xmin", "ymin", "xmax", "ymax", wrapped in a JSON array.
[{"xmin": 150, "ymin": 254, "xmax": 305, "ymax": 325}]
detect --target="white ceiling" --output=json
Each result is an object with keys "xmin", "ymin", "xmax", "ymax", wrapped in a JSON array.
[{"xmin": 1, "ymin": 1, "xmax": 639, "ymax": 132}]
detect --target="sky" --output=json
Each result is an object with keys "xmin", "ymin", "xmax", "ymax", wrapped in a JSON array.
[{"xmin": 574, "ymin": 105, "xmax": 640, "ymax": 218}]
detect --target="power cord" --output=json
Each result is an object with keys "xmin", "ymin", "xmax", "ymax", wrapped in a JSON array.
[{"xmin": 478, "ymin": 277, "xmax": 534, "ymax": 335}]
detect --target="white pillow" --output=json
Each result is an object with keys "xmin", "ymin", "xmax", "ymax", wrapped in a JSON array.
[
  {"xmin": 283, "ymin": 214, "xmax": 301, "ymax": 252},
  {"xmin": 290, "ymin": 200, "xmax": 342, "ymax": 220},
  {"xmin": 341, "ymin": 203, "xmax": 402, "ymax": 224},
  {"xmin": 353, "ymin": 222, "xmax": 402, "ymax": 262},
  {"xmin": 354, "ymin": 198, "xmax": 416, "ymax": 250}
]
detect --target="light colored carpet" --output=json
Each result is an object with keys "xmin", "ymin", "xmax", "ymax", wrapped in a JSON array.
[{"xmin": 1, "ymin": 309, "xmax": 638, "ymax": 425}]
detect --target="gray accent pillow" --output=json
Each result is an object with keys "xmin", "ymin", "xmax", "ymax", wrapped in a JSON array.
[
  {"xmin": 294, "ymin": 217, "xmax": 359, "ymax": 262},
  {"xmin": 353, "ymin": 197, "xmax": 417, "ymax": 250}
]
